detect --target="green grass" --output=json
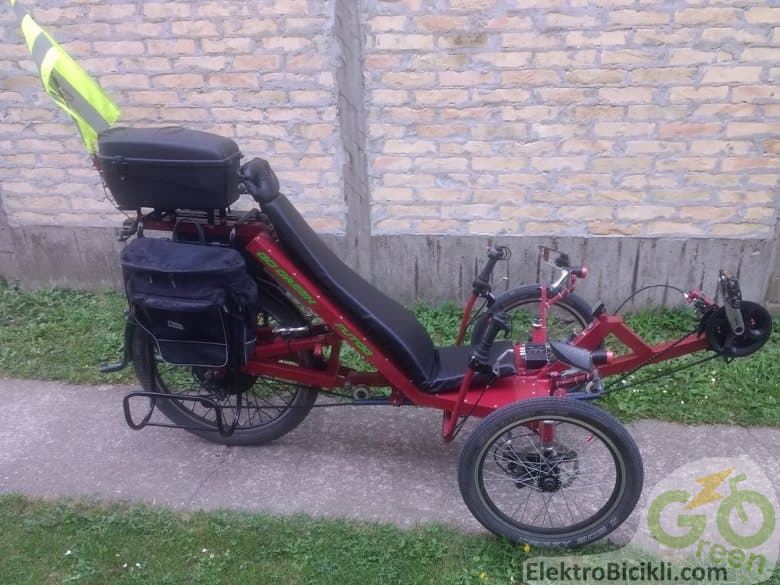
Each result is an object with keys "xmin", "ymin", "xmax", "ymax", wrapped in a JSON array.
[
  {"xmin": 599, "ymin": 308, "xmax": 780, "ymax": 426},
  {"xmin": 0, "ymin": 494, "xmax": 531, "ymax": 585},
  {"xmin": 2, "ymin": 494, "xmax": 777, "ymax": 585},
  {"xmin": 0, "ymin": 281, "xmax": 777, "ymax": 425},
  {"xmin": 0, "ymin": 283, "xmax": 131, "ymax": 385}
]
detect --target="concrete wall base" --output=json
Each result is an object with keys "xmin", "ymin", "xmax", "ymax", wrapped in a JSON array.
[{"xmin": 1, "ymin": 225, "xmax": 775, "ymax": 311}]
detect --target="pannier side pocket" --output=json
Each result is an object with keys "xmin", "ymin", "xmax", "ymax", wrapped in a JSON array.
[
  {"xmin": 121, "ymin": 237, "xmax": 260, "ymax": 368},
  {"xmin": 227, "ymin": 310, "xmax": 257, "ymax": 365},
  {"xmin": 131, "ymin": 293, "xmax": 229, "ymax": 367}
]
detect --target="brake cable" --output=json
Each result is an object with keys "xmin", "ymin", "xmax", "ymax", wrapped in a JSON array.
[
  {"xmin": 464, "ymin": 297, "xmax": 490, "ymax": 334},
  {"xmin": 450, "ymin": 383, "xmax": 490, "ymax": 440},
  {"xmin": 612, "ymin": 284, "xmax": 688, "ymax": 316}
]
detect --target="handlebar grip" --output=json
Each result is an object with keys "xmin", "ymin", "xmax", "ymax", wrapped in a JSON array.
[
  {"xmin": 488, "ymin": 244, "xmax": 510, "ymax": 261},
  {"xmin": 473, "ymin": 245, "xmax": 510, "ymax": 294},
  {"xmin": 472, "ymin": 311, "xmax": 510, "ymax": 367},
  {"xmin": 473, "ymin": 257, "xmax": 499, "ymax": 292},
  {"xmin": 554, "ymin": 253, "xmax": 571, "ymax": 269}
]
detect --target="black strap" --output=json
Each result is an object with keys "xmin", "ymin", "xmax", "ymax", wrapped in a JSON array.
[{"xmin": 172, "ymin": 219, "xmax": 206, "ymax": 243}]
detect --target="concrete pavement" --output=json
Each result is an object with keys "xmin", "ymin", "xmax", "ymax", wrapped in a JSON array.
[{"xmin": 0, "ymin": 377, "xmax": 777, "ymax": 543}]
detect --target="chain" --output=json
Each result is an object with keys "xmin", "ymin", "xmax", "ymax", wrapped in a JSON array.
[{"xmin": 601, "ymin": 327, "xmax": 720, "ymax": 396}]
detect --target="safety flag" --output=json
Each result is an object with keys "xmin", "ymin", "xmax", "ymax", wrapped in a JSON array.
[{"xmin": 8, "ymin": 0, "xmax": 121, "ymax": 154}]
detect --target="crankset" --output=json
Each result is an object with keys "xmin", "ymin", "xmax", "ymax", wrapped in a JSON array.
[{"xmin": 703, "ymin": 301, "xmax": 772, "ymax": 358}]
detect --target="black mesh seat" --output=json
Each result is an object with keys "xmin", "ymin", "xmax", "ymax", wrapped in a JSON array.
[
  {"xmin": 258, "ymin": 190, "xmax": 516, "ymax": 392},
  {"xmin": 422, "ymin": 340, "xmax": 517, "ymax": 393}
]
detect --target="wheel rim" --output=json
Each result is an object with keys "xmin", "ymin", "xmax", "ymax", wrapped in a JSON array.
[
  {"xmin": 474, "ymin": 414, "xmax": 625, "ymax": 537},
  {"xmin": 147, "ymin": 305, "xmax": 313, "ymax": 433},
  {"xmin": 153, "ymin": 360, "xmax": 307, "ymax": 432}
]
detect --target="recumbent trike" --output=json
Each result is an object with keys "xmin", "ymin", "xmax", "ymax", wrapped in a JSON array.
[{"xmin": 97, "ymin": 127, "xmax": 772, "ymax": 548}]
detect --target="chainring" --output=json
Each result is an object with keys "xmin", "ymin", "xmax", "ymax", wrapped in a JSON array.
[{"xmin": 704, "ymin": 301, "xmax": 772, "ymax": 358}]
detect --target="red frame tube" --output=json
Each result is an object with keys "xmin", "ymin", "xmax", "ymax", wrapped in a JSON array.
[
  {"xmin": 455, "ymin": 293, "xmax": 478, "ymax": 346},
  {"xmin": 243, "ymin": 232, "xmax": 543, "ymax": 417},
  {"xmin": 570, "ymin": 314, "xmax": 710, "ymax": 377},
  {"xmin": 532, "ymin": 285, "xmax": 548, "ymax": 344},
  {"xmin": 139, "ymin": 212, "xmax": 718, "ymax": 440}
]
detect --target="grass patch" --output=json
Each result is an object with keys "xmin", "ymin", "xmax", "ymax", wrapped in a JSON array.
[
  {"xmin": 0, "ymin": 494, "xmax": 530, "ymax": 585},
  {"xmin": 0, "ymin": 282, "xmax": 777, "ymax": 425},
  {"xmin": 2, "ymin": 495, "xmax": 778, "ymax": 585},
  {"xmin": 0, "ymin": 284, "xmax": 131, "ymax": 385},
  {"xmin": 600, "ymin": 308, "xmax": 780, "ymax": 426}
]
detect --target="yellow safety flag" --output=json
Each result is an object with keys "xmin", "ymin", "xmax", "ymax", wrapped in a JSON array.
[{"xmin": 9, "ymin": 0, "xmax": 121, "ymax": 154}]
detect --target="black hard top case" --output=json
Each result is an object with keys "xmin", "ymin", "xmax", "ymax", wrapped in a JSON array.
[{"xmin": 97, "ymin": 127, "xmax": 242, "ymax": 211}]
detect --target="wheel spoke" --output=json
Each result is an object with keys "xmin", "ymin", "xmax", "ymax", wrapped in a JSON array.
[
  {"xmin": 473, "ymin": 412, "xmax": 628, "ymax": 539},
  {"xmin": 137, "ymin": 307, "xmax": 317, "ymax": 439}
]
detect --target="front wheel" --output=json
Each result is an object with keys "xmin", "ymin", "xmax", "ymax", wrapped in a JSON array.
[
  {"xmin": 458, "ymin": 398, "xmax": 643, "ymax": 548},
  {"xmin": 470, "ymin": 285, "xmax": 593, "ymax": 346}
]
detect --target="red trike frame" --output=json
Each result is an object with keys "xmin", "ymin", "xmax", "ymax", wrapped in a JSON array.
[{"xmin": 141, "ymin": 213, "xmax": 713, "ymax": 441}]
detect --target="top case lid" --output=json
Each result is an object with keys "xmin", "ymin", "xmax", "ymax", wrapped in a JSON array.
[
  {"xmin": 98, "ymin": 126, "xmax": 240, "ymax": 162},
  {"xmin": 121, "ymin": 238, "xmax": 246, "ymax": 276}
]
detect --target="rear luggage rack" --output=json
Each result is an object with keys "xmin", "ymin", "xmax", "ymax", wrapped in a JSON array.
[{"xmin": 123, "ymin": 391, "xmax": 240, "ymax": 437}]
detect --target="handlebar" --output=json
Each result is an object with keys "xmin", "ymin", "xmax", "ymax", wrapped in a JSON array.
[{"xmin": 471, "ymin": 311, "xmax": 510, "ymax": 370}]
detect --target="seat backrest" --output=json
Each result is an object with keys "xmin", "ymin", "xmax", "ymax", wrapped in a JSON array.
[{"xmin": 261, "ymin": 194, "xmax": 437, "ymax": 384}]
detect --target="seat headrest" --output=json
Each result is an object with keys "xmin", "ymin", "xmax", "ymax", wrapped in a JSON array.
[{"xmin": 240, "ymin": 158, "xmax": 280, "ymax": 204}]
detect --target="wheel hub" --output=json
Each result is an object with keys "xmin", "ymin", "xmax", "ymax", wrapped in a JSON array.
[
  {"xmin": 193, "ymin": 367, "xmax": 256, "ymax": 398},
  {"xmin": 500, "ymin": 445, "xmax": 579, "ymax": 491},
  {"xmin": 539, "ymin": 474, "xmax": 561, "ymax": 492}
]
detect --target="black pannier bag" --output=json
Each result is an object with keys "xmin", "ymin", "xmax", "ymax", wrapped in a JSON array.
[
  {"xmin": 121, "ymin": 237, "xmax": 258, "ymax": 367},
  {"xmin": 97, "ymin": 127, "xmax": 242, "ymax": 210}
]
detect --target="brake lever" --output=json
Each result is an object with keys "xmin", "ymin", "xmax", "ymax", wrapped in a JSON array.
[
  {"xmin": 554, "ymin": 253, "xmax": 571, "ymax": 269},
  {"xmin": 473, "ymin": 244, "xmax": 510, "ymax": 296}
]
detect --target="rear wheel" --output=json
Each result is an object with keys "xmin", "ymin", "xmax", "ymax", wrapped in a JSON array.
[
  {"xmin": 458, "ymin": 398, "xmax": 643, "ymax": 548},
  {"xmin": 470, "ymin": 285, "xmax": 593, "ymax": 346},
  {"xmin": 131, "ymin": 292, "xmax": 318, "ymax": 446}
]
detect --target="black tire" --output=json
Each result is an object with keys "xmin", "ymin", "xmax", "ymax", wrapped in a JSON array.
[
  {"xmin": 131, "ymin": 289, "xmax": 318, "ymax": 446},
  {"xmin": 470, "ymin": 285, "xmax": 594, "ymax": 346},
  {"xmin": 458, "ymin": 398, "xmax": 643, "ymax": 548}
]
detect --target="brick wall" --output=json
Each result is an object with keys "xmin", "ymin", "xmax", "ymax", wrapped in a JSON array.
[
  {"xmin": 0, "ymin": 1, "xmax": 778, "ymax": 243},
  {"xmin": 0, "ymin": 0, "xmax": 345, "ymax": 232},
  {"xmin": 365, "ymin": 1, "xmax": 779, "ymax": 238}
]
